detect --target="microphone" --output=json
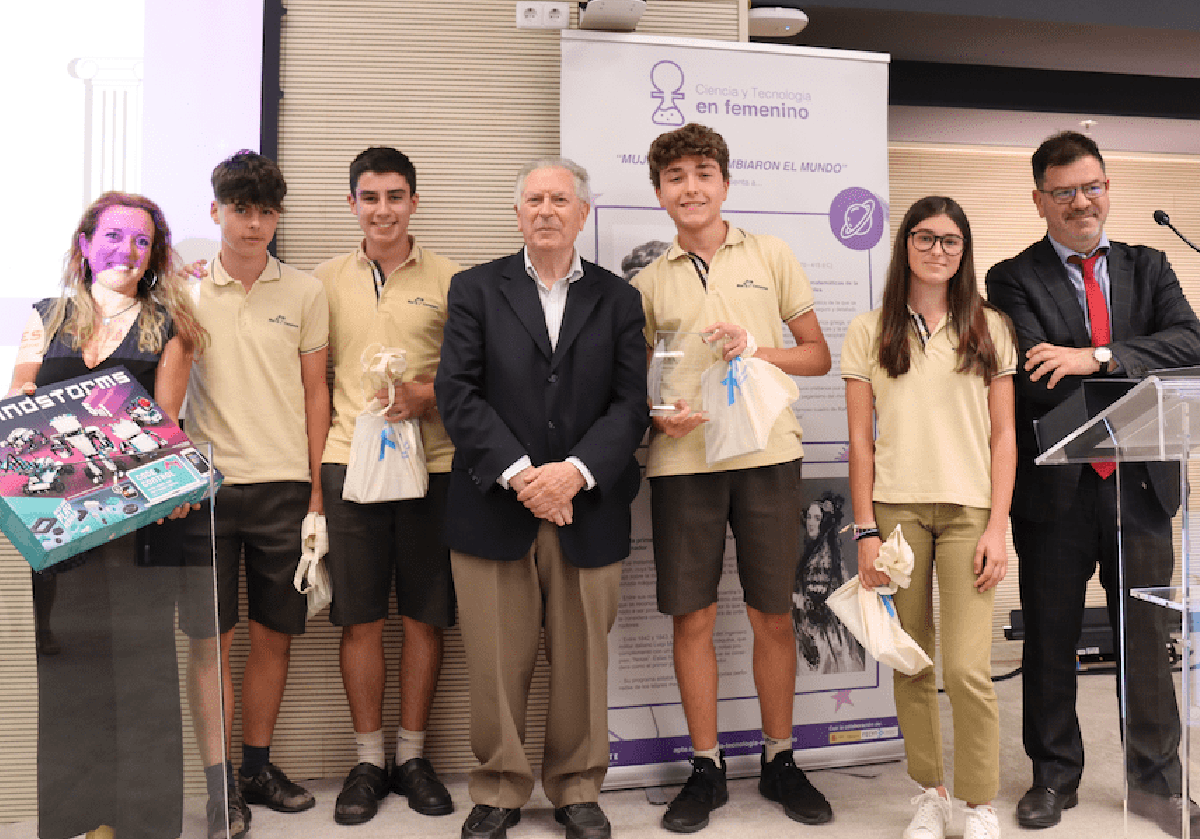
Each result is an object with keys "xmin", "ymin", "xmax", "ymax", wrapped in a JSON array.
[{"xmin": 1154, "ymin": 209, "xmax": 1200, "ymax": 254}]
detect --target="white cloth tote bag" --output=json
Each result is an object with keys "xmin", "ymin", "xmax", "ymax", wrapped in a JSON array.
[{"xmin": 342, "ymin": 345, "xmax": 428, "ymax": 502}]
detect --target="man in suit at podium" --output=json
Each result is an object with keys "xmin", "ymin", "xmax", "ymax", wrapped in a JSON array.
[{"xmin": 987, "ymin": 131, "xmax": 1200, "ymax": 835}]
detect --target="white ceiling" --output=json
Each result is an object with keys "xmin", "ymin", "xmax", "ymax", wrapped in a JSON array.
[
  {"xmin": 889, "ymin": 107, "xmax": 1200, "ymax": 156},
  {"xmin": 783, "ymin": 7, "xmax": 1200, "ymax": 78},
  {"xmin": 755, "ymin": 7, "xmax": 1200, "ymax": 153}
]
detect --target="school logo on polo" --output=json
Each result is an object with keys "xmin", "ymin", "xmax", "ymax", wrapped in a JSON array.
[
  {"xmin": 736, "ymin": 279, "xmax": 768, "ymax": 291},
  {"xmin": 268, "ymin": 314, "xmax": 299, "ymax": 328},
  {"xmin": 408, "ymin": 296, "xmax": 440, "ymax": 311}
]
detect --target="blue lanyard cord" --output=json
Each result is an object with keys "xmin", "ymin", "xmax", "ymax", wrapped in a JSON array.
[
  {"xmin": 880, "ymin": 593, "xmax": 897, "ymax": 619},
  {"xmin": 721, "ymin": 356, "xmax": 745, "ymax": 405},
  {"xmin": 378, "ymin": 426, "xmax": 397, "ymax": 460}
]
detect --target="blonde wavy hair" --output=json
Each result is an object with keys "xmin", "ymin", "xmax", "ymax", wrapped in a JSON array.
[{"xmin": 45, "ymin": 191, "xmax": 207, "ymax": 355}]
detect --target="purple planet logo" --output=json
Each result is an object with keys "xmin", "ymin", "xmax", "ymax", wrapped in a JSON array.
[{"xmin": 829, "ymin": 187, "xmax": 885, "ymax": 251}]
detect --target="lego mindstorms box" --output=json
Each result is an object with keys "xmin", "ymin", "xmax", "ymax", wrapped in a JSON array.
[{"xmin": 0, "ymin": 367, "xmax": 220, "ymax": 570}]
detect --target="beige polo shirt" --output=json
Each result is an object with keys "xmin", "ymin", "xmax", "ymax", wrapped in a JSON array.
[
  {"xmin": 631, "ymin": 226, "xmax": 814, "ymax": 477},
  {"xmin": 314, "ymin": 240, "xmax": 460, "ymax": 472},
  {"xmin": 186, "ymin": 254, "xmax": 329, "ymax": 484},
  {"xmin": 840, "ymin": 306, "xmax": 1017, "ymax": 508}
]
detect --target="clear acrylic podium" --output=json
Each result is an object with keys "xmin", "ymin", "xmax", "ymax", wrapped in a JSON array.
[{"xmin": 1037, "ymin": 373, "xmax": 1200, "ymax": 838}]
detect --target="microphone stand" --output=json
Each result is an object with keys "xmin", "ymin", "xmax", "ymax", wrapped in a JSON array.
[{"xmin": 1154, "ymin": 210, "xmax": 1200, "ymax": 255}]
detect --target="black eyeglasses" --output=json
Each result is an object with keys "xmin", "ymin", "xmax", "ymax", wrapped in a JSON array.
[
  {"xmin": 1037, "ymin": 180, "xmax": 1109, "ymax": 205},
  {"xmin": 908, "ymin": 230, "xmax": 964, "ymax": 256}
]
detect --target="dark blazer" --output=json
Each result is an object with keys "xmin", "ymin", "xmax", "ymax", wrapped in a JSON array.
[
  {"xmin": 986, "ymin": 237, "xmax": 1200, "ymax": 521},
  {"xmin": 434, "ymin": 251, "xmax": 650, "ymax": 567}
]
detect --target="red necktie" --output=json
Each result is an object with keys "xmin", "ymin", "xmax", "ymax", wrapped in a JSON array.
[{"xmin": 1069, "ymin": 251, "xmax": 1115, "ymax": 479}]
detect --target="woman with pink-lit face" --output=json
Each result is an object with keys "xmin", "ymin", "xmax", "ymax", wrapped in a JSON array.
[
  {"xmin": 79, "ymin": 205, "xmax": 156, "ymax": 297},
  {"xmin": 5, "ymin": 191, "xmax": 209, "ymax": 839}
]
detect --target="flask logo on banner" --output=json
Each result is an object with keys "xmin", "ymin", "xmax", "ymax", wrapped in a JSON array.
[
  {"xmin": 648, "ymin": 58, "xmax": 819, "ymax": 127},
  {"xmin": 649, "ymin": 60, "xmax": 686, "ymax": 126}
]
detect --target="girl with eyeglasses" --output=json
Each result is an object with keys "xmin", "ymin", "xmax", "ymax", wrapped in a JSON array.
[{"xmin": 842, "ymin": 196, "xmax": 1017, "ymax": 839}]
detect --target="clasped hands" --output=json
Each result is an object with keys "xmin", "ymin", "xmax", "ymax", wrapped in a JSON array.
[
  {"xmin": 1024, "ymin": 342, "xmax": 1105, "ymax": 389},
  {"xmin": 510, "ymin": 462, "xmax": 586, "ymax": 527}
]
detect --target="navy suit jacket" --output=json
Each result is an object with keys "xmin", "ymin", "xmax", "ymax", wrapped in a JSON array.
[
  {"xmin": 986, "ymin": 237, "xmax": 1200, "ymax": 521},
  {"xmin": 434, "ymin": 252, "xmax": 649, "ymax": 567}
]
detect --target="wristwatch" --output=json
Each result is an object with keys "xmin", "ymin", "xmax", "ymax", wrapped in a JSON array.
[
  {"xmin": 1093, "ymin": 345, "xmax": 1112, "ymax": 369},
  {"xmin": 852, "ymin": 523, "xmax": 880, "ymax": 541}
]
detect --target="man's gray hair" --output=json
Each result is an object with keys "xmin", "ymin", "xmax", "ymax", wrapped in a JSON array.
[{"xmin": 514, "ymin": 157, "xmax": 592, "ymax": 205}]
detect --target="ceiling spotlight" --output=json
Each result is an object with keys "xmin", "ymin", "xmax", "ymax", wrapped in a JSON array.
[
  {"xmin": 749, "ymin": 6, "xmax": 809, "ymax": 38},
  {"xmin": 578, "ymin": 0, "xmax": 646, "ymax": 31}
]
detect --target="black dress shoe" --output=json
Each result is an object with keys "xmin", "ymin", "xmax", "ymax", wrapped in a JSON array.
[
  {"xmin": 462, "ymin": 804, "xmax": 521, "ymax": 839},
  {"xmin": 1128, "ymin": 788, "xmax": 1200, "ymax": 839},
  {"xmin": 240, "ymin": 762, "xmax": 316, "ymax": 813},
  {"xmin": 554, "ymin": 802, "xmax": 612, "ymax": 839},
  {"xmin": 334, "ymin": 762, "xmax": 389, "ymax": 826},
  {"xmin": 1016, "ymin": 785, "xmax": 1078, "ymax": 828},
  {"xmin": 391, "ymin": 757, "xmax": 453, "ymax": 816}
]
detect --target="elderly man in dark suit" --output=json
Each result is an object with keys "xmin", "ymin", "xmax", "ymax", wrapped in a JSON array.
[
  {"xmin": 435, "ymin": 157, "xmax": 649, "ymax": 839},
  {"xmin": 987, "ymin": 131, "xmax": 1200, "ymax": 836}
]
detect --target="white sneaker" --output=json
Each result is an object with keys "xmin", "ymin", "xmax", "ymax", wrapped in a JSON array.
[
  {"xmin": 903, "ymin": 788, "xmax": 952, "ymax": 839},
  {"xmin": 964, "ymin": 804, "xmax": 1001, "ymax": 839}
]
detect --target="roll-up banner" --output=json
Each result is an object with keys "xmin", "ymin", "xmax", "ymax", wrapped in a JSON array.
[{"xmin": 559, "ymin": 30, "xmax": 902, "ymax": 789}]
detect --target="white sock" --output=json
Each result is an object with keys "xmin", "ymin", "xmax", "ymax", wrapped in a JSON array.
[
  {"xmin": 763, "ymin": 732, "xmax": 792, "ymax": 761},
  {"xmin": 395, "ymin": 726, "xmax": 426, "ymax": 765},
  {"xmin": 355, "ymin": 728, "xmax": 386, "ymax": 769},
  {"xmin": 693, "ymin": 744, "xmax": 721, "ymax": 763}
]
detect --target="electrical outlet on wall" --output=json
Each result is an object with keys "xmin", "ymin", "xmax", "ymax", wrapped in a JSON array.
[
  {"xmin": 544, "ymin": 2, "xmax": 570, "ymax": 28},
  {"xmin": 516, "ymin": 2, "xmax": 544, "ymax": 28}
]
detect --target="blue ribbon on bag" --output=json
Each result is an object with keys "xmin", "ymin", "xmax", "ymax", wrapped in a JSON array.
[
  {"xmin": 378, "ymin": 426, "xmax": 397, "ymax": 460},
  {"xmin": 722, "ymin": 356, "xmax": 746, "ymax": 405},
  {"xmin": 880, "ymin": 593, "xmax": 897, "ymax": 619}
]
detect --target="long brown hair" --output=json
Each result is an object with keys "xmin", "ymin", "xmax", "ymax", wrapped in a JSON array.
[
  {"xmin": 48, "ymin": 191, "xmax": 206, "ymax": 355},
  {"xmin": 877, "ymin": 196, "xmax": 1008, "ymax": 383}
]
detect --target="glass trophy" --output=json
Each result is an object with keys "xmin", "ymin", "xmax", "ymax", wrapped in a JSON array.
[{"xmin": 649, "ymin": 330, "xmax": 718, "ymax": 416}]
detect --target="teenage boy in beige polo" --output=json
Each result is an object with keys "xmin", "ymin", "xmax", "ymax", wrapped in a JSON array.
[
  {"xmin": 313, "ymin": 147, "xmax": 460, "ymax": 826},
  {"xmin": 630, "ymin": 123, "xmax": 834, "ymax": 833},
  {"xmin": 184, "ymin": 150, "xmax": 330, "ymax": 839}
]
